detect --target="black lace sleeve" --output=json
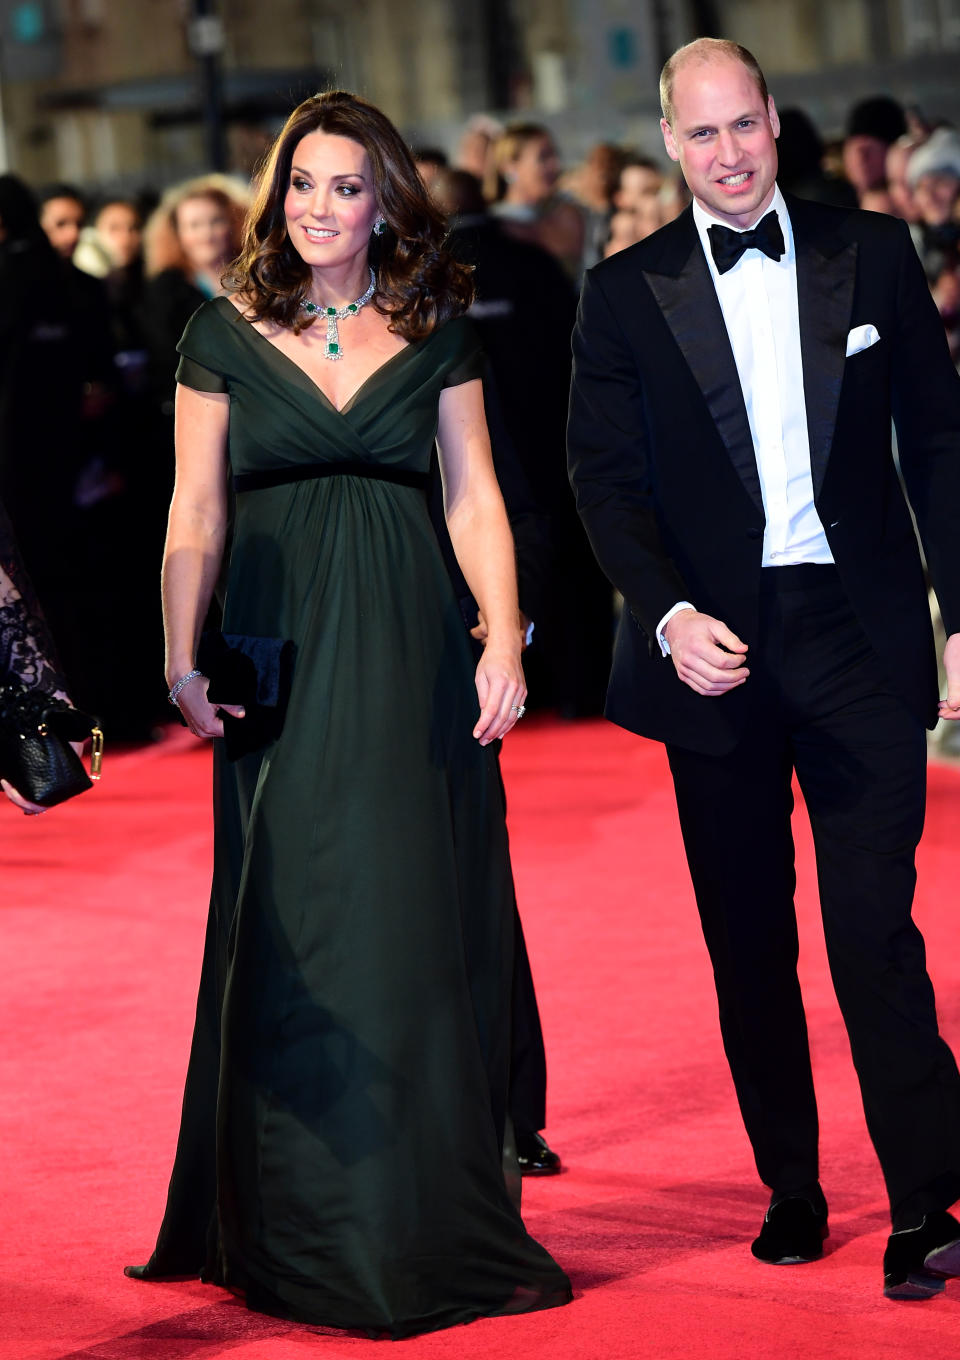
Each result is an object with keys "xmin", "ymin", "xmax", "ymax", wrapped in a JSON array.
[{"xmin": 0, "ymin": 496, "xmax": 69, "ymax": 697}]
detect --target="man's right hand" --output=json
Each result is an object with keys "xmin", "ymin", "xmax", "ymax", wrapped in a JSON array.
[{"xmin": 663, "ymin": 609, "xmax": 749, "ymax": 696}]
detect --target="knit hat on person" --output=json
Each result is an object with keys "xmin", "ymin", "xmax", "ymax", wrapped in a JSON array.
[
  {"xmin": 906, "ymin": 127, "xmax": 960, "ymax": 186},
  {"xmin": 845, "ymin": 96, "xmax": 908, "ymax": 146}
]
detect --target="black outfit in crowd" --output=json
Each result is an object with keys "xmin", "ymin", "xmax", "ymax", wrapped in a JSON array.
[
  {"xmin": 140, "ymin": 267, "xmax": 209, "ymax": 511},
  {"xmin": 0, "ymin": 494, "xmax": 68, "ymax": 700},
  {"xmin": 568, "ymin": 193, "xmax": 960, "ymax": 1234},
  {"xmin": 447, "ymin": 212, "xmax": 613, "ymax": 716},
  {"xmin": 0, "ymin": 185, "xmax": 93, "ymax": 708},
  {"xmin": 0, "ymin": 173, "xmax": 163, "ymax": 738}
]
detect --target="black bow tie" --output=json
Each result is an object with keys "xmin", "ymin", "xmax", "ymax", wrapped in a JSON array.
[{"xmin": 707, "ymin": 211, "xmax": 785, "ymax": 274}]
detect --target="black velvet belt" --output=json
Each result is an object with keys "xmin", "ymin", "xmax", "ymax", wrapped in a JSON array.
[{"xmin": 234, "ymin": 461, "xmax": 429, "ymax": 493}]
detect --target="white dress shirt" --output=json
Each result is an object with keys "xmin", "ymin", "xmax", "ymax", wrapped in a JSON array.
[{"xmin": 657, "ymin": 185, "xmax": 833, "ymax": 654}]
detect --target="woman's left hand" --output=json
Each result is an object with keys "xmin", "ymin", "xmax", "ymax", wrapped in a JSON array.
[{"xmin": 473, "ymin": 644, "xmax": 527, "ymax": 745}]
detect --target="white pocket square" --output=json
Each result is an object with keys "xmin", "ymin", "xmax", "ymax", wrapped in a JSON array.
[{"xmin": 846, "ymin": 323, "xmax": 880, "ymax": 356}]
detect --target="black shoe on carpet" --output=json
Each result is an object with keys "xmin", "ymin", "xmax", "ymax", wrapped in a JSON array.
[
  {"xmin": 751, "ymin": 1193, "xmax": 829, "ymax": 1265},
  {"xmin": 883, "ymin": 1211, "xmax": 960, "ymax": 1300},
  {"xmin": 516, "ymin": 1130, "xmax": 561, "ymax": 1176}
]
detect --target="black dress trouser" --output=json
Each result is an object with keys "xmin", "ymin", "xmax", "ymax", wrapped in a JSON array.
[{"xmin": 666, "ymin": 565, "xmax": 960, "ymax": 1227}]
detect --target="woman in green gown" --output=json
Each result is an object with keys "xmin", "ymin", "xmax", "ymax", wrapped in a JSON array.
[{"xmin": 124, "ymin": 91, "xmax": 572, "ymax": 1337}]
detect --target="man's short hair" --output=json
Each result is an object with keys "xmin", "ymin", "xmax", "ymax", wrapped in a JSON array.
[{"xmin": 660, "ymin": 38, "xmax": 769, "ymax": 127}]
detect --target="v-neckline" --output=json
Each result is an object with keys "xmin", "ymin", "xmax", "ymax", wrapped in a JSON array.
[{"xmin": 214, "ymin": 296, "xmax": 430, "ymax": 417}]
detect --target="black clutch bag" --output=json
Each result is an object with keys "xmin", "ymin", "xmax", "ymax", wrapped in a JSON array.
[
  {"xmin": 196, "ymin": 632, "xmax": 295, "ymax": 761},
  {"xmin": 0, "ymin": 682, "xmax": 103, "ymax": 808}
]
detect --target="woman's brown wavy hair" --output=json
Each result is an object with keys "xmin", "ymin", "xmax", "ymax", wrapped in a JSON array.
[{"xmin": 226, "ymin": 90, "xmax": 473, "ymax": 340}]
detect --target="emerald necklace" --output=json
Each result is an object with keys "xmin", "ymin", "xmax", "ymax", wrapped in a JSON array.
[{"xmin": 299, "ymin": 268, "xmax": 377, "ymax": 361}]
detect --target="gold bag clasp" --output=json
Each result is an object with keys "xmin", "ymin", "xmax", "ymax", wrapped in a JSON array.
[{"xmin": 90, "ymin": 726, "xmax": 104, "ymax": 780}]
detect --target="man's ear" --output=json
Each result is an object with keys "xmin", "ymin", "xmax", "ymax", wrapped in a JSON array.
[
  {"xmin": 661, "ymin": 117, "xmax": 680, "ymax": 164},
  {"xmin": 767, "ymin": 95, "xmax": 780, "ymax": 139}
]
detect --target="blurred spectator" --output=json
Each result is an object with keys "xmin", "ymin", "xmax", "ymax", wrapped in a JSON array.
[
  {"xmin": 38, "ymin": 183, "xmax": 86, "ymax": 260},
  {"xmin": 75, "ymin": 199, "xmax": 147, "ymax": 356},
  {"xmin": 142, "ymin": 175, "xmax": 247, "ymax": 417},
  {"xmin": 139, "ymin": 176, "xmax": 248, "ymax": 677},
  {"xmin": 456, "ymin": 114, "xmax": 503, "ymax": 184},
  {"xmin": 615, "ymin": 155, "xmax": 664, "ymax": 214},
  {"xmin": 932, "ymin": 263, "xmax": 960, "ymax": 365},
  {"xmin": 563, "ymin": 142, "xmax": 628, "ymax": 269},
  {"xmin": 604, "ymin": 154, "xmax": 665, "ymax": 256},
  {"xmin": 95, "ymin": 199, "xmax": 143, "ymax": 274},
  {"xmin": 604, "ymin": 210, "xmax": 644, "ymax": 257},
  {"xmin": 411, "ymin": 146, "xmax": 449, "ymax": 194},
  {"xmin": 435, "ymin": 166, "xmax": 613, "ymax": 716},
  {"xmin": 486, "ymin": 122, "xmax": 586, "ymax": 279},
  {"xmin": 776, "ymin": 108, "xmax": 857, "ymax": 207},
  {"xmin": 0, "ymin": 174, "xmax": 82, "ymax": 578},
  {"xmin": 0, "ymin": 176, "xmax": 108, "ymax": 717},
  {"xmin": 905, "ymin": 127, "xmax": 960, "ymax": 360},
  {"xmin": 860, "ymin": 186, "xmax": 895, "ymax": 214},
  {"xmin": 907, "ymin": 128, "xmax": 960, "ymax": 228},
  {"xmin": 95, "ymin": 199, "xmax": 148, "ymax": 362},
  {"xmin": 0, "ymin": 493, "xmax": 76, "ymax": 813},
  {"xmin": 659, "ymin": 168, "xmax": 692, "ymax": 223},
  {"xmin": 886, "ymin": 134, "xmax": 926, "ymax": 222},
  {"xmin": 842, "ymin": 96, "xmax": 907, "ymax": 203}
]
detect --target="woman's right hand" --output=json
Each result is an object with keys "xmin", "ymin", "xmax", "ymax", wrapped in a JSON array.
[
  {"xmin": 2, "ymin": 739, "xmax": 87, "ymax": 815},
  {"xmin": 174, "ymin": 674, "xmax": 245, "ymax": 739},
  {"xmin": 2, "ymin": 779, "xmax": 48, "ymax": 815}
]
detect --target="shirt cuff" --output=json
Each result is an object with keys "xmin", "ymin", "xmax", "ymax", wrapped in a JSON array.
[{"xmin": 656, "ymin": 601, "xmax": 696, "ymax": 656}]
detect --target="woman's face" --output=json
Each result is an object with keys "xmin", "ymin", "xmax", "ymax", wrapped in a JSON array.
[
  {"xmin": 913, "ymin": 172, "xmax": 960, "ymax": 227},
  {"xmin": 284, "ymin": 131, "xmax": 380, "ymax": 275},
  {"xmin": 40, "ymin": 195, "xmax": 85, "ymax": 259},
  {"xmin": 175, "ymin": 194, "xmax": 234, "ymax": 271},
  {"xmin": 510, "ymin": 135, "xmax": 560, "ymax": 201},
  {"xmin": 97, "ymin": 202, "xmax": 141, "ymax": 268},
  {"xmin": 615, "ymin": 165, "xmax": 663, "ymax": 213}
]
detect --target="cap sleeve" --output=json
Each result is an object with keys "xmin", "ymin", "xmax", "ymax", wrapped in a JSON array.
[
  {"xmin": 440, "ymin": 315, "xmax": 485, "ymax": 388},
  {"xmin": 175, "ymin": 300, "xmax": 229, "ymax": 393},
  {"xmin": 175, "ymin": 353, "xmax": 227, "ymax": 393}
]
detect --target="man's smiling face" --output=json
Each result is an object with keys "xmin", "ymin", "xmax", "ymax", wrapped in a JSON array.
[{"xmin": 661, "ymin": 55, "xmax": 780, "ymax": 229}]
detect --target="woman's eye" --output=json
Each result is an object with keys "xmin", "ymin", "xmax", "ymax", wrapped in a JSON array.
[
  {"xmin": 292, "ymin": 177, "xmax": 311, "ymax": 192},
  {"xmin": 335, "ymin": 183, "xmax": 360, "ymax": 196}
]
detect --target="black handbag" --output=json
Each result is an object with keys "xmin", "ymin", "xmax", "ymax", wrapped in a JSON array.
[
  {"xmin": 0, "ymin": 682, "xmax": 103, "ymax": 808},
  {"xmin": 196, "ymin": 632, "xmax": 295, "ymax": 761}
]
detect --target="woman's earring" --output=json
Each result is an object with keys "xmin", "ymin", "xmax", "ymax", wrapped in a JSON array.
[{"xmin": 373, "ymin": 217, "xmax": 386, "ymax": 237}]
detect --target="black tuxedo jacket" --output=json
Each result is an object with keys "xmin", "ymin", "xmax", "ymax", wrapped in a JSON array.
[{"xmin": 567, "ymin": 194, "xmax": 960, "ymax": 755}]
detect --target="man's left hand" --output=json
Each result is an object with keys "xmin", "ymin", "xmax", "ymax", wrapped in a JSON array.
[
  {"xmin": 471, "ymin": 609, "xmax": 531, "ymax": 652},
  {"xmin": 939, "ymin": 632, "xmax": 960, "ymax": 720}
]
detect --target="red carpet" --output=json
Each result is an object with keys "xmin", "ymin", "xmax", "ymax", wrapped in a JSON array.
[{"xmin": 3, "ymin": 718, "xmax": 960, "ymax": 1359}]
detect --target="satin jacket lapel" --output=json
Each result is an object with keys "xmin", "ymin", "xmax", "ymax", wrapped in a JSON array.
[
  {"xmin": 642, "ymin": 212, "xmax": 763, "ymax": 516},
  {"xmin": 789, "ymin": 195, "xmax": 857, "ymax": 500}
]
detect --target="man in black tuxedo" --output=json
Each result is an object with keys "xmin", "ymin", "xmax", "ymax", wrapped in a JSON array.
[{"xmin": 567, "ymin": 38, "xmax": 960, "ymax": 1299}]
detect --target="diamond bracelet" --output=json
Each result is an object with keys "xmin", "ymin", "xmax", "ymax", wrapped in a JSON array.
[{"xmin": 168, "ymin": 669, "xmax": 203, "ymax": 707}]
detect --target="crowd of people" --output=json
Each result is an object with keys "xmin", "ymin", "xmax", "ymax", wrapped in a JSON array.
[{"xmin": 1, "ymin": 90, "xmax": 959, "ymax": 742}]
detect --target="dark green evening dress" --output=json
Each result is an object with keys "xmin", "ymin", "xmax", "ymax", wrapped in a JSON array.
[{"xmin": 132, "ymin": 298, "xmax": 572, "ymax": 1337}]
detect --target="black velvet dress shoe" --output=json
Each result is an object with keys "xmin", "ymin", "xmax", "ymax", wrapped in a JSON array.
[
  {"xmin": 883, "ymin": 1211, "xmax": 960, "ymax": 1299},
  {"xmin": 751, "ymin": 1194, "xmax": 829, "ymax": 1264},
  {"xmin": 516, "ymin": 1130, "xmax": 561, "ymax": 1176}
]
